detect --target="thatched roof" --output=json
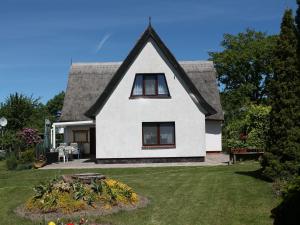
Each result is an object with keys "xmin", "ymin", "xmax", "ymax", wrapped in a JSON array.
[{"xmin": 60, "ymin": 60, "xmax": 223, "ymax": 121}]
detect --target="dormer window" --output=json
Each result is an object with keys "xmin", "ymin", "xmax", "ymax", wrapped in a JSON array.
[{"xmin": 130, "ymin": 74, "xmax": 170, "ymax": 98}]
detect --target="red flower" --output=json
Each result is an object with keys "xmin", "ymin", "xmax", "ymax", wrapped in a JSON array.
[{"xmin": 67, "ymin": 223, "xmax": 74, "ymax": 225}]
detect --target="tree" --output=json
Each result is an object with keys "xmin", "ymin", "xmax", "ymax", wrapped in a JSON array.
[
  {"xmin": 296, "ymin": 1, "xmax": 300, "ymax": 35},
  {"xmin": 296, "ymin": 0, "xmax": 300, "ymax": 63},
  {"xmin": 262, "ymin": 9, "xmax": 300, "ymax": 180},
  {"xmin": 46, "ymin": 91, "xmax": 65, "ymax": 117},
  {"xmin": 223, "ymin": 103, "xmax": 270, "ymax": 151},
  {"xmin": 209, "ymin": 29, "xmax": 277, "ymax": 105},
  {"xmin": 0, "ymin": 93, "xmax": 48, "ymax": 132}
]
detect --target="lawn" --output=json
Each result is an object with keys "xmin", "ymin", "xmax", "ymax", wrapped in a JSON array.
[{"xmin": 0, "ymin": 161, "xmax": 278, "ymax": 225}]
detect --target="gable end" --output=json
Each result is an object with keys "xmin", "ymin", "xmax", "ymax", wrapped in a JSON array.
[{"xmin": 84, "ymin": 25, "xmax": 217, "ymax": 119}]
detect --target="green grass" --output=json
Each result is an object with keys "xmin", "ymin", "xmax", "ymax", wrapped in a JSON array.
[{"xmin": 0, "ymin": 161, "xmax": 278, "ymax": 225}]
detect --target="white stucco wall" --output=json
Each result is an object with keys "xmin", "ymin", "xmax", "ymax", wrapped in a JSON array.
[
  {"xmin": 95, "ymin": 39, "xmax": 207, "ymax": 159},
  {"xmin": 205, "ymin": 120, "xmax": 222, "ymax": 152}
]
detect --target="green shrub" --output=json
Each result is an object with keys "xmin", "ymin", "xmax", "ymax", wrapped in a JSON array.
[
  {"xmin": 0, "ymin": 150, "xmax": 6, "ymax": 161},
  {"xmin": 19, "ymin": 148, "xmax": 35, "ymax": 164},
  {"xmin": 223, "ymin": 104, "xmax": 271, "ymax": 151},
  {"xmin": 272, "ymin": 177, "xmax": 300, "ymax": 225},
  {"xmin": 16, "ymin": 162, "xmax": 33, "ymax": 171},
  {"xmin": 261, "ymin": 152, "xmax": 300, "ymax": 181},
  {"xmin": 6, "ymin": 153, "xmax": 18, "ymax": 170}
]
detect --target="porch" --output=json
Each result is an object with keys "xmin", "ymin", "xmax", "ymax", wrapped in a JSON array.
[{"xmin": 50, "ymin": 120, "xmax": 96, "ymax": 159}]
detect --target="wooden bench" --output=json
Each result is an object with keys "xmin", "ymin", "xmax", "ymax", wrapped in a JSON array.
[{"xmin": 230, "ymin": 148, "xmax": 264, "ymax": 164}]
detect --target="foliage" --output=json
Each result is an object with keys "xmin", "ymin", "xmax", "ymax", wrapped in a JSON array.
[
  {"xmin": 46, "ymin": 91, "xmax": 65, "ymax": 117},
  {"xmin": 297, "ymin": 0, "xmax": 300, "ymax": 43},
  {"xmin": 0, "ymin": 93, "xmax": 49, "ymax": 132},
  {"xmin": 18, "ymin": 128, "xmax": 41, "ymax": 148},
  {"xmin": 209, "ymin": 29, "xmax": 277, "ymax": 104},
  {"xmin": 26, "ymin": 177, "xmax": 139, "ymax": 214},
  {"xmin": 209, "ymin": 29, "xmax": 277, "ymax": 154},
  {"xmin": 223, "ymin": 104, "xmax": 270, "ymax": 151},
  {"xmin": 0, "ymin": 130, "xmax": 20, "ymax": 151},
  {"xmin": 0, "ymin": 91, "xmax": 64, "ymax": 154},
  {"xmin": 271, "ymin": 176, "xmax": 300, "ymax": 225},
  {"xmin": 5, "ymin": 152, "xmax": 18, "ymax": 170},
  {"xmin": 268, "ymin": 6, "xmax": 300, "ymax": 225},
  {"xmin": 5, "ymin": 148, "xmax": 35, "ymax": 170},
  {"xmin": 0, "ymin": 150, "xmax": 5, "ymax": 161},
  {"xmin": 15, "ymin": 162, "xmax": 33, "ymax": 171},
  {"xmin": 18, "ymin": 148, "xmax": 35, "ymax": 164},
  {"xmin": 262, "ymin": 9, "xmax": 300, "ymax": 181}
]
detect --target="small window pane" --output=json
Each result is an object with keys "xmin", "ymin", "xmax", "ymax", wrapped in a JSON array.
[
  {"xmin": 160, "ymin": 124, "xmax": 174, "ymax": 144},
  {"xmin": 144, "ymin": 76, "xmax": 156, "ymax": 95},
  {"xmin": 158, "ymin": 75, "xmax": 169, "ymax": 95},
  {"xmin": 132, "ymin": 75, "xmax": 143, "ymax": 95},
  {"xmin": 143, "ymin": 124, "xmax": 158, "ymax": 145}
]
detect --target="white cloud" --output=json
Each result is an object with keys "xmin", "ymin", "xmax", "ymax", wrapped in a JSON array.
[{"xmin": 96, "ymin": 33, "xmax": 111, "ymax": 52}]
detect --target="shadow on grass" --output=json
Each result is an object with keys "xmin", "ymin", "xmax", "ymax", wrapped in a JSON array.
[{"xmin": 235, "ymin": 168, "xmax": 272, "ymax": 182}]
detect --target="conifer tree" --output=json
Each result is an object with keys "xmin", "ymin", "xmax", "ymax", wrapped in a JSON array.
[
  {"xmin": 262, "ymin": 9, "xmax": 300, "ymax": 179},
  {"xmin": 296, "ymin": 1, "xmax": 300, "ymax": 33},
  {"xmin": 296, "ymin": 0, "xmax": 300, "ymax": 62}
]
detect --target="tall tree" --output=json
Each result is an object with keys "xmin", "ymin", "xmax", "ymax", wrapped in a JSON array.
[
  {"xmin": 296, "ymin": 0, "xmax": 300, "ymax": 62},
  {"xmin": 209, "ymin": 29, "xmax": 277, "ymax": 105},
  {"xmin": 0, "ymin": 93, "xmax": 48, "ymax": 132},
  {"xmin": 46, "ymin": 91, "xmax": 65, "ymax": 117},
  {"xmin": 296, "ymin": 1, "xmax": 300, "ymax": 33},
  {"xmin": 262, "ymin": 9, "xmax": 300, "ymax": 179}
]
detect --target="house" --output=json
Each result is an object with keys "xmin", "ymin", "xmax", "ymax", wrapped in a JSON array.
[{"xmin": 52, "ymin": 24, "xmax": 223, "ymax": 163}]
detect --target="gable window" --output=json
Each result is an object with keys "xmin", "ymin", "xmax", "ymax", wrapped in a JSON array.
[
  {"xmin": 131, "ymin": 74, "xmax": 170, "ymax": 97},
  {"xmin": 142, "ymin": 122, "xmax": 175, "ymax": 147}
]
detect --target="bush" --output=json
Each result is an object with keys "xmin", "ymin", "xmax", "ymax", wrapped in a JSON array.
[
  {"xmin": 261, "ymin": 152, "xmax": 300, "ymax": 181},
  {"xmin": 223, "ymin": 104, "xmax": 271, "ymax": 151},
  {"xmin": 16, "ymin": 163, "xmax": 33, "ymax": 171},
  {"xmin": 0, "ymin": 131, "xmax": 21, "ymax": 152},
  {"xmin": 6, "ymin": 153, "xmax": 18, "ymax": 170},
  {"xmin": 272, "ymin": 177, "xmax": 300, "ymax": 225},
  {"xmin": 0, "ymin": 150, "xmax": 6, "ymax": 161},
  {"xmin": 19, "ymin": 148, "xmax": 35, "ymax": 164},
  {"xmin": 18, "ymin": 128, "xmax": 41, "ymax": 148}
]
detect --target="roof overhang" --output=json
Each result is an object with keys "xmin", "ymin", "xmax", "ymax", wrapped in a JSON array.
[{"xmin": 52, "ymin": 120, "xmax": 94, "ymax": 128}]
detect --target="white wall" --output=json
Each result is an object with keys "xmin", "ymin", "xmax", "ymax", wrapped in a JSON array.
[
  {"xmin": 95, "ymin": 39, "xmax": 207, "ymax": 159},
  {"xmin": 205, "ymin": 120, "xmax": 222, "ymax": 152}
]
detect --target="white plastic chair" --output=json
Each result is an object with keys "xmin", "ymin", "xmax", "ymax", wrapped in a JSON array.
[
  {"xmin": 57, "ymin": 146, "xmax": 67, "ymax": 163},
  {"xmin": 70, "ymin": 143, "xmax": 80, "ymax": 159}
]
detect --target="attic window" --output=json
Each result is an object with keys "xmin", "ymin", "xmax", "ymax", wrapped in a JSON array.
[{"xmin": 130, "ymin": 74, "xmax": 170, "ymax": 98}]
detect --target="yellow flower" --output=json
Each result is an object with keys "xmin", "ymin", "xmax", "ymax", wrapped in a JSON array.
[{"xmin": 48, "ymin": 222, "xmax": 56, "ymax": 225}]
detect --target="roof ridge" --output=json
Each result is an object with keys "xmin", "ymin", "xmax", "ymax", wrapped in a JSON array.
[
  {"xmin": 72, "ymin": 62, "xmax": 122, "ymax": 66},
  {"xmin": 72, "ymin": 60, "xmax": 211, "ymax": 64}
]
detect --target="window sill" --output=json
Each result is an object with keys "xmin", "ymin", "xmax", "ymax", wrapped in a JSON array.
[
  {"xmin": 142, "ymin": 145, "xmax": 176, "ymax": 150},
  {"xmin": 129, "ymin": 96, "xmax": 171, "ymax": 99}
]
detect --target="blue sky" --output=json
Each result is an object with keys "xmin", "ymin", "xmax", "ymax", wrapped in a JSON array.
[{"xmin": 0, "ymin": 0, "xmax": 298, "ymax": 103}]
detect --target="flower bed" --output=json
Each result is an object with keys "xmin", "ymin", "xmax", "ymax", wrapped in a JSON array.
[{"xmin": 16, "ymin": 174, "xmax": 148, "ymax": 222}]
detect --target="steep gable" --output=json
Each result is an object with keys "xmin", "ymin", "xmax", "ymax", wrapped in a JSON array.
[{"xmin": 84, "ymin": 25, "xmax": 217, "ymax": 119}]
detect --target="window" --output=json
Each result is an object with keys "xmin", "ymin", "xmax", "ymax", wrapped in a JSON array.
[
  {"xmin": 142, "ymin": 122, "xmax": 175, "ymax": 147},
  {"xmin": 73, "ymin": 130, "xmax": 88, "ymax": 143},
  {"xmin": 131, "ymin": 74, "xmax": 170, "ymax": 97}
]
